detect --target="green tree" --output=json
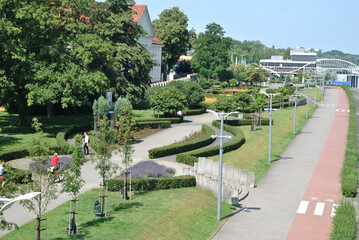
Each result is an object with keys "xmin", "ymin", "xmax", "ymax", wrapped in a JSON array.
[
  {"xmin": 21, "ymin": 118, "xmax": 57, "ymax": 240},
  {"xmin": 168, "ymin": 81, "xmax": 205, "ymax": 108},
  {"xmin": 149, "ymin": 86, "xmax": 188, "ymax": 116},
  {"xmin": 61, "ymin": 139, "xmax": 85, "ymax": 235},
  {"xmin": 233, "ymin": 92, "xmax": 252, "ymax": 112},
  {"xmin": 211, "ymin": 96, "xmax": 237, "ymax": 113},
  {"xmin": 191, "ymin": 23, "xmax": 231, "ymax": 81},
  {"xmin": 153, "ymin": 7, "xmax": 190, "ymax": 81},
  {"xmin": 227, "ymin": 64, "xmax": 247, "ymax": 84},
  {"xmin": 245, "ymin": 65, "xmax": 269, "ymax": 85}
]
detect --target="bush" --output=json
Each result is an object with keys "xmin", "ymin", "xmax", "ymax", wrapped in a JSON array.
[
  {"xmin": 148, "ymin": 125, "xmax": 215, "ymax": 158},
  {"xmin": 176, "ymin": 122, "xmax": 245, "ymax": 166},
  {"xmin": 7, "ymin": 167, "xmax": 32, "ymax": 184},
  {"xmin": 135, "ymin": 121, "xmax": 171, "ymax": 130},
  {"xmin": 340, "ymin": 85, "xmax": 358, "ymax": 197},
  {"xmin": 119, "ymin": 161, "xmax": 175, "ymax": 179},
  {"xmin": 185, "ymin": 107, "xmax": 206, "ymax": 115},
  {"xmin": 221, "ymin": 118, "xmax": 272, "ymax": 126},
  {"xmin": 330, "ymin": 200, "xmax": 357, "ymax": 240},
  {"xmin": 56, "ymin": 132, "xmax": 69, "ymax": 153},
  {"xmin": 135, "ymin": 117, "xmax": 181, "ymax": 124},
  {"xmin": 107, "ymin": 175, "xmax": 196, "ymax": 192}
]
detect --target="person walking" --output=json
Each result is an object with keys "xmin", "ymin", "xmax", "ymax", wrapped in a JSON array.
[{"xmin": 83, "ymin": 132, "xmax": 90, "ymax": 155}]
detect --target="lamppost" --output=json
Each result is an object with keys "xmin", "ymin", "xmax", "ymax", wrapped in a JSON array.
[
  {"xmin": 264, "ymin": 93, "xmax": 279, "ymax": 163},
  {"xmin": 207, "ymin": 109, "xmax": 238, "ymax": 221},
  {"xmin": 314, "ymin": 79, "xmax": 317, "ymax": 108},
  {"xmin": 293, "ymin": 84, "xmax": 298, "ymax": 135},
  {"xmin": 306, "ymin": 78, "xmax": 310, "ymax": 119}
]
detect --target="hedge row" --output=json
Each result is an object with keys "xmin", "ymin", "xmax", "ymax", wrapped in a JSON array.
[
  {"xmin": 148, "ymin": 125, "xmax": 215, "ymax": 158},
  {"xmin": 340, "ymin": 85, "xmax": 358, "ymax": 197},
  {"xmin": 222, "ymin": 118, "xmax": 272, "ymax": 126},
  {"xmin": 330, "ymin": 200, "xmax": 357, "ymax": 240},
  {"xmin": 185, "ymin": 107, "xmax": 206, "ymax": 115},
  {"xmin": 134, "ymin": 121, "xmax": 171, "ymax": 130},
  {"xmin": 134, "ymin": 117, "xmax": 181, "ymax": 124},
  {"xmin": 176, "ymin": 121, "xmax": 245, "ymax": 166},
  {"xmin": 107, "ymin": 175, "xmax": 196, "ymax": 192}
]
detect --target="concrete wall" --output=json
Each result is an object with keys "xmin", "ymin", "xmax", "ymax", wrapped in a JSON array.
[{"xmin": 183, "ymin": 157, "xmax": 255, "ymax": 205}]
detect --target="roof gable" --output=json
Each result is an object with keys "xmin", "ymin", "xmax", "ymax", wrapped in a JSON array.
[{"xmin": 130, "ymin": 5, "xmax": 154, "ymax": 38}]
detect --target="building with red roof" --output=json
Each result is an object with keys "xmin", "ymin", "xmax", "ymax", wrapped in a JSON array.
[{"xmin": 130, "ymin": 5, "xmax": 164, "ymax": 83}]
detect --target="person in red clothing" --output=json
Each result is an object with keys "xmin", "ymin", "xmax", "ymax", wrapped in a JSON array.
[{"xmin": 50, "ymin": 153, "xmax": 63, "ymax": 172}]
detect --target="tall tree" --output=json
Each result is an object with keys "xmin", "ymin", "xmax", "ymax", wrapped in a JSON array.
[
  {"xmin": 191, "ymin": 23, "xmax": 231, "ymax": 81},
  {"xmin": 152, "ymin": 7, "xmax": 189, "ymax": 81}
]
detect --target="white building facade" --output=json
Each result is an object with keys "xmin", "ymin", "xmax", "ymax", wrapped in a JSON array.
[{"xmin": 131, "ymin": 5, "xmax": 164, "ymax": 83}]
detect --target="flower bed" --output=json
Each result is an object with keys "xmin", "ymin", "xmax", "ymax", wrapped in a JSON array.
[
  {"xmin": 118, "ymin": 161, "xmax": 175, "ymax": 179},
  {"xmin": 29, "ymin": 155, "xmax": 73, "ymax": 172}
]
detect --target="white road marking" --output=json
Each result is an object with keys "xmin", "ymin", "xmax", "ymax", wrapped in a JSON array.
[
  {"xmin": 297, "ymin": 201, "xmax": 309, "ymax": 214},
  {"xmin": 314, "ymin": 202, "xmax": 325, "ymax": 216},
  {"xmin": 331, "ymin": 204, "xmax": 339, "ymax": 217},
  {"xmin": 336, "ymin": 109, "xmax": 339, "ymax": 112}
]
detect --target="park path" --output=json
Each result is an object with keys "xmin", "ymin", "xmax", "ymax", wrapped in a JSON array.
[
  {"xmin": 212, "ymin": 87, "xmax": 349, "ymax": 240},
  {"xmin": 0, "ymin": 112, "xmax": 221, "ymax": 237}
]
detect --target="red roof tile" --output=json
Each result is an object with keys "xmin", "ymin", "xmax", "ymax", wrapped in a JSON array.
[
  {"xmin": 129, "ymin": 5, "xmax": 146, "ymax": 23},
  {"xmin": 152, "ymin": 37, "xmax": 163, "ymax": 45}
]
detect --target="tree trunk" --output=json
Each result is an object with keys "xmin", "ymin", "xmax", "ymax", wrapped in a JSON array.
[
  {"xmin": 16, "ymin": 103, "xmax": 26, "ymax": 126},
  {"xmin": 47, "ymin": 103, "xmax": 54, "ymax": 118}
]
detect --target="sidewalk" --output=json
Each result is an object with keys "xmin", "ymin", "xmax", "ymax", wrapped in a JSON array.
[{"xmin": 212, "ymin": 87, "xmax": 348, "ymax": 240}]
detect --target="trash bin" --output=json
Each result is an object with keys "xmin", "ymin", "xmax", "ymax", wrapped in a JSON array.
[
  {"xmin": 94, "ymin": 200, "xmax": 102, "ymax": 216},
  {"xmin": 66, "ymin": 218, "xmax": 77, "ymax": 234}
]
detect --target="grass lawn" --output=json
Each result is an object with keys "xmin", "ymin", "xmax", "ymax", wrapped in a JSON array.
[
  {"xmin": 210, "ymin": 103, "xmax": 316, "ymax": 183},
  {"xmin": 2, "ymin": 187, "xmax": 234, "ymax": 240},
  {"xmin": 298, "ymin": 87, "xmax": 323, "ymax": 101},
  {"xmin": 0, "ymin": 112, "xmax": 93, "ymax": 154}
]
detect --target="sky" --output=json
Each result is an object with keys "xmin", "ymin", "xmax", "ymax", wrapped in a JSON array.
[{"xmin": 130, "ymin": 0, "xmax": 359, "ymax": 55}]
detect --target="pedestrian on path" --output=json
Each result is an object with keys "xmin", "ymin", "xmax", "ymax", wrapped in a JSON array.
[{"xmin": 83, "ymin": 132, "xmax": 90, "ymax": 155}]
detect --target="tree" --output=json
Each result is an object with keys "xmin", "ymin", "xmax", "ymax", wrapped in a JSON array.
[
  {"xmin": 211, "ymin": 96, "xmax": 237, "ymax": 113},
  {"xmin": 149, "ymin": 86, "xmax": 188, "ymax": 116},
  {"xmin": 191, "ymin": 23, "xmax": 231, "ymax": 81},
  {"xmin": 245, "ymin": 65, "xmax": 269, "ymax": 85},
  {"xmin": 227, "ymin": 64, "xmax": 247, "ymax": 84},
  {"xmin": 21, "ymin": 118, "xmax": 57, "ymax": 240},
  {"xmin": 167, "ymin": 81, "xmax": 205, "ymax": 108},
  {"xmin": 233, "ymin": 92, "xmax": 252, "ymax": 112},
  {"xmin": 152, "ymin": 7, "xmax": 190, "ymax": 81},
  {"xmin": 61, "ymin": 137, "xmax": 85, "ymax": 235}
]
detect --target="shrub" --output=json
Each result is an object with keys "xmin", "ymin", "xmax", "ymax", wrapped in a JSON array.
[
  {"xmin": 134, "ymin": 121, "xmax": 171, "ymax": 130},
  {"xmin": 29, "ymin": 155, "xmax": 73, "ymax": 173},
  {"xmin": 330, "ymin": 200, "xmax": 356, "ymax": 240},
  {"xmin": 134, "ymin": 117, "xmax": 181, "ymax": 124},
  {"xmin": 56, "ymin": 132, "xmax": 69, "ymax": 152},
  {"xmin": 176, "ymin": 121, "xmax": 246, "ymax": 166},
  {"xmin": 185, "ymin": 107, "xmax": 206, "ymax": 116},
  {"xmin": 148, "ymin": 125, "xmax": 215, "ymax": 158},
  {"xmin": 107, "ymin": 175, "xmax": 196, "ymax": 192},
  {"xmin": 119, "ymin": 161, "xmax": 175, "ymax": 179},
  {"xmin": 6, "ymin": 167, "xmax": 32, "ymax": 184}
]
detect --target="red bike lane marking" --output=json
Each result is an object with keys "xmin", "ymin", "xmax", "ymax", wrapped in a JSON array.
[{"xmin": 286, "ymin": 88, "xmax": 349, "ymax": 240}]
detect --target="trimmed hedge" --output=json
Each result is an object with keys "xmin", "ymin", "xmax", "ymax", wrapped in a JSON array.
[
  {"xmin": 135, "ymin": 121, "xmax": 171, "ymax": 130},
  {"xmin": 56, "ymin": 132, "xmax": 69, "ymax": 152},
  {"xmin": 330, "ymin": 200, "xmax": 357, "ymax": 240},
  {"xmin": 134, "ymin": 117, "xmax": 181, "ymax": 124},
  {"xmin": 185, "ymin": 107, "xmax": 206, "ymax": 115},
  {"xmin": 148, "ymin": 125, "xmax": 215, "ymax": 158},
  {"xmin": 107, "ymin": 175, "xmax": 196, "ymax": 192},
  {"xmin": 10, "ymin": 167, "xmax": 32, "ymax": 184},
  {"xmin": 176, "ymin": 121, "xmax": 245, "ymax": 166},
  {"xmin": 221, "ymin": 118, "xmax": 272, "ymax": 126},
  {"xmin": 340, "ymin": 85, "xmax": 358, "ymax": 197}
]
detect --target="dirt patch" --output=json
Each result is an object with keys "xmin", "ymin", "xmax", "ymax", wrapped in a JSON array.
[
  {"xmin": 222, "ymin": 88, "xmax": 248, "ymax": 92},
  {"xmin": 133, "ymin": 128, "xmax": 163, "ymax": 141}
]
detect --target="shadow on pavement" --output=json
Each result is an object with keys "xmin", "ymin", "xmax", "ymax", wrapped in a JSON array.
[{"xmin": 222, "ymin": 204, "xmax": 261, "ymax": 220}]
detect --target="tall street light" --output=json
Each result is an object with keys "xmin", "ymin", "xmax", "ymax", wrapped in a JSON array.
[
  {"xmin": 314, "ymin": 79, "xmax": 317, "ymax": 108},
  {"xmin": 293, "ymin": 84, "xmax": 298, "ymax": 135},
  {"xmin": 264, "ymin": 93, "xmax": 279, "ymax": 163},
  {"xmin": 207, "ymin": 109, "xmax": 238, "ymax": 221},
  {"xmin": 306, "ymin": 78, "xmax": 310, "ymax": 119}
]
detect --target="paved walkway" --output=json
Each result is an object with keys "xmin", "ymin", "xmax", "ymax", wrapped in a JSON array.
[{"xmin": 212, "ymin": 87, "xmax": 349, "ymax": 240}]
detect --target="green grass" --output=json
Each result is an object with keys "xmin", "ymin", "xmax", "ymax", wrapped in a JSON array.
[
  {"xmin": 210, "ymin": 103, "xmax": 315, "ymax": 183},
  {"xmin": 2, "ymin": 187, "xmax": 234, "ymax": 240},
  {"xmin": 299, "ymin": 87, "xmax": 323, "ymax": 101},
  {"xmin": 0, "ymin": 112, "xmax": 93, "ymax": 154},
  {"xmin": 330, "ymin": 200, "xmax": 357, "ymax": 240}
]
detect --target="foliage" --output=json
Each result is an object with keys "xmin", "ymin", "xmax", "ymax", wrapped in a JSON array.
[
  {"xmin": 148, "ymin": 125, "xmax": 215, "ymax": 158},
  {"xmin": 152, "ymin": 7, "xmax": 189, "ymax": 78},
  {"xmin": 135, "ymin": 117, "xmax": 181, "ymax": 124},
  {"xmin": 97, "ymin": 96, "xmax": 110, "ymax": 117},
  {"xmin": 107, "ymin": 176, "xmax": 196, "ymax": 192},
  {"xmin": 118, "ymin": 161, "xmax": 175, "ymax": 179},
  {"xmin": 114, "ymin": 97, "xmax": 132, "ymax": 118},
  {"xmin": 185, "ymin": 107, "xmax": 207, "ymax": 115},
  {"xmin": 340, "ymin": 85, "xmax": 358, "ymax": 197},
  {"xmin": 175, "ymin": 60, "xmax": 192, "ymax": 74},
  {"xmin": 318, "ymin": 50, "xmax": 359, "ymax": 66},
  {"xmin": 149, "ymin": 86, "xmax": 188, "ymax": 116},
  {"xmin": 250, "ymin": 93, "xmax": 267, "ymax": 112},
  {"xmin": 210, "ymin": 95, "xmax": 237, "ymax": 113},
  {"xmin": 177, "ymin": 122, "xmax": 245, "ymax": 166},
  {"xmin": 199, "ymin": 78, "xmax": 215, "ymax": 89},
  {"xmin": 168, "ymin": 81, "xmax": 205, "ymax": 108},
  {"xmin": 232, "ymin": 92, "xmax": 252, "ymax": 111},
  {"xmin": 191, "ymin": 23, "xmax": 231, "ymax": 81},
  {"xmin": 330, "ymin": 200, "xmax": 356, "ymax": 240},
  {"xmin": 135, "ymin": 121, "xmax": 171, "ymax": 130}
]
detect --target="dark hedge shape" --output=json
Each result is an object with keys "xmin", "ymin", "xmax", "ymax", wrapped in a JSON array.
[
  {"xmin": 176, "ymin": 121, "xmax": 245, "ymax": 166},
  {"xmin": 185, "ymin": 107, "xmax": 206, "ymax": 115},
  {"xmin": 148, "ymin": 125, "xmax": 215, "ymax": 158},
  {"xmin": 134, "ymin": 121, "xmax": 171, "ymax": 130},
  {"xmin": 134, "ymin": 117, "xmax": 181, "ymax": 124},
  {"xmin": 107, "ymin": 175, "xmax": 196, "ymax": 192}
]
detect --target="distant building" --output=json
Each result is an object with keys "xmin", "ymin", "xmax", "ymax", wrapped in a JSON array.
[
  {"xmin": 130, "ymin": 5, "xmax": 164, "ymax": 83},
  {"xmin": 259, "ymin": 48, "xmax": 317, "ymax": 74}
]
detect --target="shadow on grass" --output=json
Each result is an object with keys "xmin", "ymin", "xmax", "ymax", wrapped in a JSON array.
[
  {"xmin": 0, "ymin": 137, "xmax": 23, "ymax": 151},
  {"xmin": 112, "ymin": 201, "xmax": 143, "ymax": 213}
]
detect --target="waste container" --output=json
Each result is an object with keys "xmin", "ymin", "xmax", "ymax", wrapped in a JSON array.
[{"xmin": 94, "ymin": 200, "xmax": 102, "ymax": 216}]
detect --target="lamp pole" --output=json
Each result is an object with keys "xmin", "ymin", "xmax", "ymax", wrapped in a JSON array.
[
  {"xmin": 306, "ymin": 78, "xmax": 309, "ymax": 119},
  {"xmin": 293, "ymin": 84, "xmax": 298, "ymax": 135},
  {"xmin": 314, "ymin": 79, "xmax": 317, "ymax": 108},
  {"xmin": 207, "ymin": 110, "xmax": 237, "ymax": 221},
  {"xmin": 264, "ymin": 93, "xmax": 279, "ymax": 163}
]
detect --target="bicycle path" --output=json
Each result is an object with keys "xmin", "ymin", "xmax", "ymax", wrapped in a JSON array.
[{"xmin": 212, "ymin": 86, "xmax": 349, "ymax": 240}]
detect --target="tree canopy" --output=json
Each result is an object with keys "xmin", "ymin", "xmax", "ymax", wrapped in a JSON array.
[
  {"xmin": 152, "ymin": 7, "xmax": 189, "ymax": 80},
  {"xmin": 191, "ymin": 23, "xmax": 231, "ymax": 81}
]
